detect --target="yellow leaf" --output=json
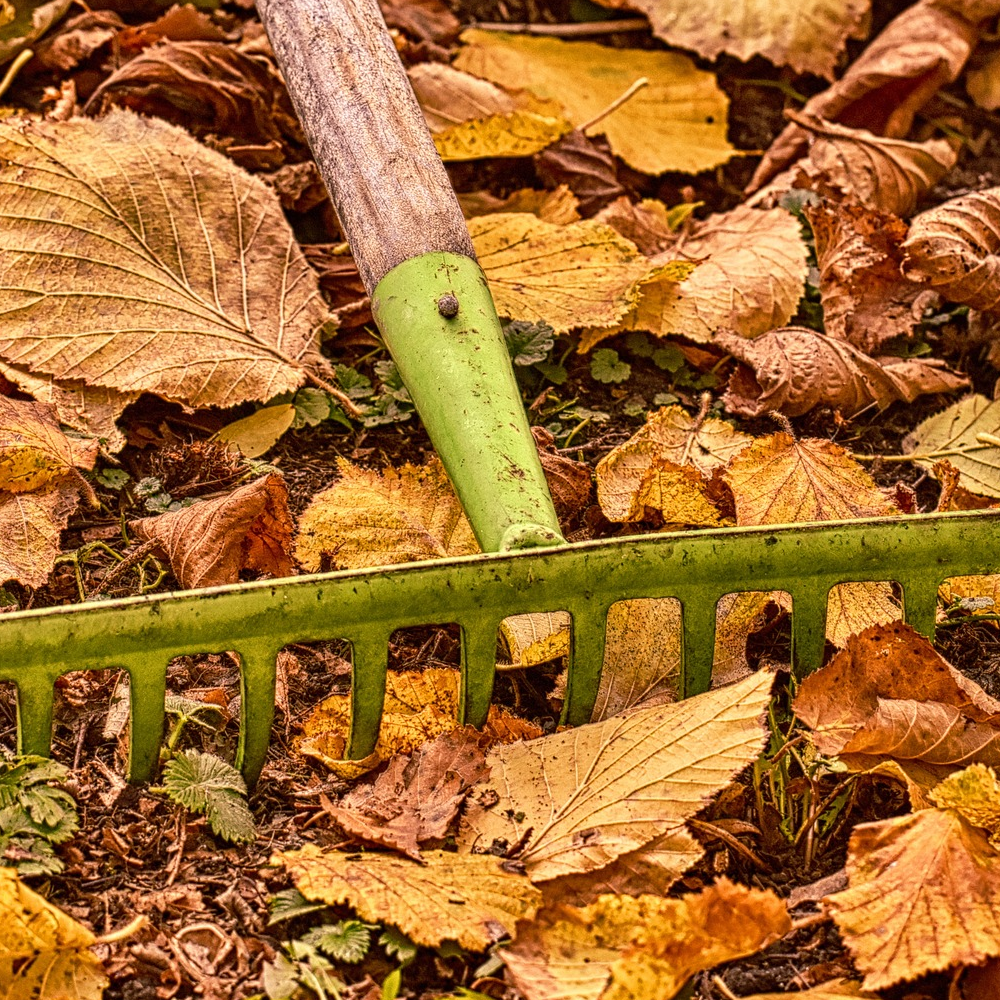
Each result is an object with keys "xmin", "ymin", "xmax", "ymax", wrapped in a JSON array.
[
  {"xmin": 434, "ymin": 110, "xmax": 571, "ymax": 161},
  {"xmin": 295, "ymin": 457, "xmax": 478, "ymax": 572},
  {"xmin": 826, "ymin": 807, "xmax": 1000, "ymax": 989},
  {"xmin": 455, "ymin": 30, "xmax": 733, "ymax": 175},
  {"xmin": 470, "ymin": 213, "xmax": 648, "ymax": 334},
  {"xmin": 0, "ymin": 112, "xmax": 328, "ymax": 408},
  {"xmin": 499, "ymin": 612, "xmax": 571, "ymax": 667},
  {"xmin": 583, "ymin": 204, "xmax": 809, "ymax": 348},
  {"xmin": 459, "ymin": 185, "xmax": 581, "ymax": 224},
  {"xmin": 825, "ymin": 581, "xmax": 900, "ymax": 648},
  {"xmin": 714, "ymin": 590, "xmax": 787, "ymax": 684},
  {"xmin": 0, "ymin": 866, "xmax": 108, "ymax": 998},
  {"xmin": 724, "ymin": 432, "xmax": 899, "ymax": 525},
  {"xmin": 215, "ymin": 404, "xmax": 296, "ymax": 459},
  {"xmin": 276, "ymin": 845, "xmax": 542, "ymax": 951},
  {"xmin": 932, "ymin": 764, "xmax": 1000, "ymax": 849},
  {"xmin": 500, "ymin": 879, "xmax": 790, "ymax": 1000},
  {"xmin": 458, "ymin": 671, "xmax": 772, "ymax": 880},
  {"xmin": 0, "ymin": 481, "xmax": 81, "ymax": 587}
]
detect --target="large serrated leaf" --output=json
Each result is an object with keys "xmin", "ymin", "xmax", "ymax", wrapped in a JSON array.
[{"xmin": 0, "ymin": 111, "xmax": 329, "ymax": 408}]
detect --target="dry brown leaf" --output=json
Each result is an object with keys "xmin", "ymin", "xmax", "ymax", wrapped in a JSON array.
[
  {"xmin": 323, "ymin": 728, "xmax": 489, "ymax": 859},
  {"xmin": 902, "ymin": 187, "xmax": 1000, "ymax": 311},
  {"xmin": 585, "ymin": 0, "xmax": 868, "ymax": 79},
  {"xmin": 825, "ymin": 807, "xmax": 1000, "ymax": 989},
  {"xmin": 0, "ymin": 866, "xmax": 108, "ymax": 998},
  {"xmin": 470, "ymin": 213, "xmax": 648, "ymax": 334},
  {"xmin": 85, "ymin": 40, "xmax": 305, "ymax": 169},
  {"xmin": 583, "ymin": 204, "xmax": 808, "ymax": 349},
  {"xmin": 736, "ymin": 983, "xmax": 877, "ymax": 999},
  {"xmin": 0, "ymin": 480, "xmax": 79, "ymax": 588},
  {"xmin": 500, "ymin": 879, "xmax": 791, "ymax": 1000},
  {"xmin": 532, "ymin": 426, "xmax": 592, "ymax": 518},
  {"xmin": 458, "ymin": 185, "xmax": 580, "ymax": 224},
  {"xmin": 0, "ymin": 112, "xmax": 329, "ymax": 408},
  {"xmin": 0, "ymin": 0, "xmax": 71, "ymax": 65},
  {"xmin": 31, "ymin": 9, "xmax": 121, "ymax": 71},
  {"xmin": 718, "ymin": 327, "xmax": 967, "ymax": 418},
  {"xmin": 958, "ymin": 957, "xmax": 1000, "ymax": 1000},
  {"xmin": 379, "ymin": 0, "xmax": 459, "ymax": 43},
  {"xmin": 724, "ymin": 432, "xmax": 899, "ymax": 525},
  {"xmin": 595, "ymin": 197, "xmax": 682, "ymax": 257},
  {"xmin": 455, "ymin": 29, "xmax": 733, "ymax": 175},
  {"xmin": 967, "ymin": 47, "xmax": 1000, "ymax": 110},
  {"xmin": 498, "ymin": 612, "xmax": 571, "ymax": 667},
  {"xmin": 130, "ymin": 474, "xmax": 294, "ymax": 590},
  {"xmin": 595, "ymin": 405, "xmax": 751, "ymax": 520},
  {"xmin": 276, "ymin": 845, "xmax": 541, "ymax": 951},
  {"xmin": 295, "ymin": 457, "xmax": 478, "ymax": 572},
  {"xmin": 714, "ymin": 591, "xmax": 786, "ymax": 684},
  {"xmin": 534, "ymin": 131, "xmax": 626, "ymax": 216},
  {"xmin": 807, "ymin": 200, "xmax": 927, "ymax": 352},
  {"xmin": 458, "ymin": 671, "xmax": 772, "ymax": 881},
  {"xmin": 747, "ymin": 1, "xmax": 980, "ymax": 193}
]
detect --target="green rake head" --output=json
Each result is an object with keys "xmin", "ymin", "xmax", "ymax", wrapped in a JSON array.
[{"xmin": 0, "ymin": 507, "xmax": 997, "ymax": 787}]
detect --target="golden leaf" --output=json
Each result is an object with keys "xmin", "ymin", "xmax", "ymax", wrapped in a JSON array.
[
  {"xmin": 826, "ymin": 807, "xmax": 1000, "ymax": 989},
  {"xmin": 294, "ymin": 457, "xmax": 478, "ymax": 572},
  {"xmin": 458, "ymin": 671, "xmax": 772, "ymax": 881},
  {"xmin": 500, "ymin": 879, "xmax": 790, "ymax": 1000},
  {"xmin": 434, "ymin": 110, "xmax": 571, "ymax": 161},
  {"xmin": 130, "ymin": 474, "xmax": 294, "ymax": 589},
  {"xmin": 903, "ymin": 187, "xmax": 1000, "ymax": 311},
  {"xmin": 735, "ymin": 983, "xmax": 877, "ymax": 999},
  {"xmin": 0, "ymin": 866, "xmax": 108, "ymax": 998},
  {"xmin": 499, "ymin": 612, "xmax": 571, "ymax": 667},
  {"xmin": 931, "ymin": 763, "xmax": 1000, "ymax": 847},
  {"xmin": 718, "ymin": 327, "xmax": 967, "ymax": 418},
  {"xmin": 458, "ymin": 185, "xmax": 580, "ymax": 224},
  {"xmin": 584, "ymin": 203, "xmax": 809, "ymax": 348},
  {"xmin": 585, "ymin": 0, "xmax": 868, "ymax": 79},
  {"xmin": 724, "ymin": 432, "xmax": 899, "ymax": 525},
  {"xmin": 454, "ymin": 29, "xmax": 733, "ymax": 175},
  {"xmin": 0, "ymin": 112, "xmax": 328, "ymax": 408},
  {"xmin": 0, "ymin": 481, "xmax": 79, "ymax": 587},
  {"xmin": 215, "ymin": 404, "xmax": 296, "ymax": 459},
  {"xmin": 825, "ymin": 581, "xmax": 901, "ymax": 649},
  {"xmin": 470, "ymin": 213, "xmax": 648, "ymax": 334},
  {"xmin": 714, "ymin": 591, "xmax": 786, "ymax": 684},
  {"xmin": 275, "ymin": 845, "xmax": 541, "ymax": 951},
  {"xmin": 967, "ymin": 48, "xmax": 1000, "ymax": 110},
  {"xmin": 595, "ymin": 405, "xmax": 750, "ymax": 520}
]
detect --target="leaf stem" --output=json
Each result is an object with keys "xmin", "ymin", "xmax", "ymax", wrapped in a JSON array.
[
  {"xmin": 470, "ymin": 18, "xmax": 650, "ymax": 36},
  {"xmin": 306, "ymin": 370, "xmax": 364, "ymax": 418},
  {"xmin": 581, "ymin": 77, "xmax": 649, "ymax": 132},
  {"xmin": 851, "ymin": 442, "xmax": 999, "ymax": 463},
  {"xmin": 0, "ymin": 49, "xmax": 32, "ymax": 101}
]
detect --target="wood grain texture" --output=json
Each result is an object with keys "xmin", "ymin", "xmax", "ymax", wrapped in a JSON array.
[{"xmin": 257, "ymin": 0, "xmax": 476, "ymax": 293}]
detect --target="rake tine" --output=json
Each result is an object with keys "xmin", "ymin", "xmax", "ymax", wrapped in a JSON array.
[
  {"xmin": 127, "ymin": 657, "xmax": 167, "ymax": 784},
  {"xmin": 679, "ymin": 589, "xmax": 718, "ymax": 698},
  {"xmin": 236, "ymin": 641, "xmax": 281, "ymax": 788},
  {"xmin": 346, "ymin": 627, "xmax": 390, "ymax": 760},
  {"xmin": 898, "ymin": 575, "xmax": 940, "ymax": 641},
  {"xmin": 561, "ymin": 603, "xmax": 610, "ymax": 726},
  {"xmin": 459, "ymin": 617, "xmax": 501, "ymax": 729},
  {"xmin": 790, "ymin": 587, "xmax": 830, "ymax": 678},
  {"xmin": 14, "ymin": 675, "xmax": 55, "ymax": 759}
]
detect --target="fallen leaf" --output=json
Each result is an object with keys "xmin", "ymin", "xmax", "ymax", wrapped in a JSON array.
[
  {"xmin": 85, "ymin": 40, "xmax": 306, "ymax": 169},
  {"xmin": 783, "ymin": 113, "xmax": 957, "ymax": 217},
  {"xmin": 470, "ymin": 213, "xmax": 648, "ymax": 334},
  {"xmin": 585, "ymin": 0, "xmax": 869, "ymax": 79},
  {"xmin": 595, "ymin": 405, "xmax": 751, "ymax": 520},
  {"xmin": 215, "ymin": 404, "xmax": 296, "ymax": 459},
  {"xmin": 0, "ymin": 112, "xmax": 330, "ymax": 408},
  {"xmin": 130, "ymin": 474, "xmax": 294, "ymax": 589},
  {"xmin": 379, "ymin": 0, "xmax": 459, "ymax": 43},
  {"xmin": 534, "ymin": 130, "xmax": 627, "ymax": 216},
  {"xmin": 825, "ymin": 807, "xmax": 1000, "ymax": 989},
  {"xmin": 958, "ymin": 955, "xmax": 1000, "ymax": 999},
  {"xmin": 0, "ymin": 481, "xmax": 80, "ymax": 587},
  {"xmin": 532, "ymin": 426, "xmax": 592, "ymax": 518},
  {"xmin": 458, "ymin": 185, "xmax": 580, "ymax": 224},
  {"xmin": 903, "ymin": 395, "xmax": 1000, "ymax": 498},
  {"xmin": 735, "ymin": 983, "xmax": 878, "ymax": 999},
  {"xmin": 713, "ymin": 591, "xmax": 786, "ymax": 684},
  {"xmin": 747, "ymin": 1, "xmax": 980, "ymax": 193},
  {"xmin": 500, "ymin": 879, "xmax": 790, "ymax": 1000},
  {"xmin": 807, "ymin": 200, "xmax": 926, "ymax": 352},
  {"xmin": 435, "ymin": 109, "xmax": 570, "ymax": 161},
  {"xmin": 499, "ymin": 612, "xmax": 571, "ymax": 667},
  {"xmin": 583, "ymin": 204, "xmax": 808, "ymax": 349},
  {"xmin": 0, "ymin": 0, "xmax": 70, "ymax": 64},
  {"xmin": 930, "ymin": 763, "xmax": 1000, "ymax": 847},
  {"xmin": 0, "ymin": 866, "xmax": 108, "ymax": 997},
  {"xmin": 621, "ymin": 460, "xmax": 725, "ymax": 526},
  {"xmin": 724, "ymin": 432, "xmax": 899, "ymax": 525},
  {"xmin": 276, "ymin": 846, "xmax": 541, "ymax": 951},
  {"xmin": 902, "ymin": 187, "xmax": 1000, "ymax": 311},
  {"xmin": 295, "ymin": 457, "xmax": 478, "ymax": 572},
  {"xmin": 30, "ymin": 8, "xmax": 121, "ymax": 71},
  {"xmin": 718, "ymin": 327, "xmax": 967, "ymax": 418},
  {"xmin": 458, "ymin": 671, "xmax": 772, "ymax": 881},
  {"xmin": 967, "ymin": 46, "xmax": 1000, "ymax": 110},
  {"xmin": 454, "ymin": 29, "xmax": 733, "ymax": 175},
  {"xmin": 824, "ymin": 581, "xmax": 901, "ymax": 649},
  {"xmin": 323, "ymin": 728, "xmax": 489, "ymax": 859}
]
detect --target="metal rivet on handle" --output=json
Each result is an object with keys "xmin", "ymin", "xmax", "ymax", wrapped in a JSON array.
[{"xmin": 437, "ymin": 293, "xmax": 459, "ymax": 318}]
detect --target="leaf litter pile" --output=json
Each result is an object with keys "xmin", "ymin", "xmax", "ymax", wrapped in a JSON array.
[{"xmin": 12, "ymin": 0, "xmax": 1000, "ymax": 998}]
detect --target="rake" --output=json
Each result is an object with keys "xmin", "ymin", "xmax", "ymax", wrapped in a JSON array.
[{"xmin": 1, "ymin": 0, "xmax": 998, "ymax": 787}]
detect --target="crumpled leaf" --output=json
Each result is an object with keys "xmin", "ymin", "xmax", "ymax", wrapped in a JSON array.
[
  {"xmin": 299, "ymin": 668, "xmax": 540, "ymax": 780},
  {"xmin": 825, "ymin": 806, "xmax": 1000, "ymax": 989},
  {"xmin": 595, "ymin": 405, "xmax": 751, "ymax": 520},
  {"xmin": 532, "ymin": 426, "xmax": 592, "ymax": 518},
  {"xmin": 903, "ymin": 394, "xmax": 1000, "ymax": 498},
  {"xmin": 276, "ymin": 845, "xmax": 542, "ymax": 951},
  {"xmin": 748, "ymin": 0, "xmax": 981, "ymax": 194},
  {"xmin": 458, "ymin": 185, "xmax": 580, "ymax": 224},
  {"xmin": 295, "ymin": 457, "xmax": 478, "ymax": 572},
  {"xmin": 584, "ymin": 0, "xmax": 869, "ymax": 79},
  {"xmin": 0, "ymin": 0, "xmax": 70, "ymax": 64},
  {"xmin": 322, "ymin": 728, "xmax": 489, "ymax": 859},
  {"xmin": 379, "ymin": 0, "xmax": 459, "ymax": 43},
  {"xmin": 458, "ymin": 671, "xmax": 772, "ymax": 881},
  {"xmin": 0, "ymin": 481, "xmax": 80, "ymax": 587},
  {"xmin": 807, "ymin": 200, "xmax": 927, "ymax": 352},
  {"xmin": 454, "ymin": 29, "xmax": 733, "ymax": 175},
  {"xmin": 0, "ymin": 112, "xmax": 330, "ymax": 408},
  {"xmin": 130, "ymin": 474, "xmax": 294, "ymax": 589},
  {"xmin": 499, "ymin": 612, "xmax": 571, "ymax": 667},
  {"xmin": 781, "ymin": 113, "xmax": 958, "ymax": 217},
  {"xmin": 724, "ymin": 432, "xmax": 900, "ymax": 524},
  {"xmin": 713, "ymin": 591, "xmax": 785, "ymax": 684},
  {"xmin": 500, "ymin": 879, "xmax": 790, "ymax": 1000},
  {"xmin": 718, "ymin": 327, "xmax": 968, "ymax": 418},
  {"xmin": 470, "ymin": 213, "xmax": 648, "ymax": 334},
  {"xmin": 30, "ymin": 8, "xmax": 122, "ymax": 72},
  {"xmin": 85, "ymin": 40, "xmax": 306, "ymax": 169},
  {"xmin": 534, "ymin": 130, "xmax": 626, "ymax": 216},
  {"xmin": 902, "ymin": 187, "xmax": 1000, "ymax": 311},
  {"xmin": 0, "ymin": 866, "xmax": 108, "ymax": 997},
  {"xmin": 930, "ymin": 763, "xmax": 1000, "ymax": 848},
  {"xmin": 583, "ymin": 204, "xmax": 808, "ymax": 349}
]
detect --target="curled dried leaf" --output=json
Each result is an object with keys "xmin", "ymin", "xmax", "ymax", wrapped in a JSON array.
[{"xmin": 902, "ymin": 186, "xmax": 1000, "ymax": 310}]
